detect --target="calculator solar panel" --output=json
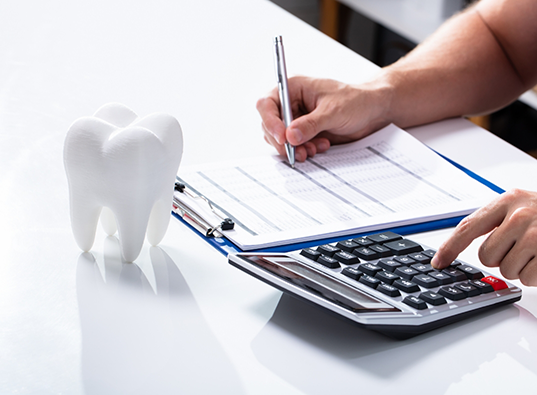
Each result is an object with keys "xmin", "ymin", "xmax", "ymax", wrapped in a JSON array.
[{"xmin": 228, "ymin": 231, "xmax": 521, "ymax": 339}]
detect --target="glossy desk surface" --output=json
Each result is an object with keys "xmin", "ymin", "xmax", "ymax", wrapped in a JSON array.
[{"xmin": 1, "ymin": 0, "xmax": 537, "ymax": 393}]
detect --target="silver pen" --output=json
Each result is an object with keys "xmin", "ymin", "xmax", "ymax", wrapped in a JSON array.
[{"xmin": 273, "ymin": 36, "xmax": 295, "ymax": 168}]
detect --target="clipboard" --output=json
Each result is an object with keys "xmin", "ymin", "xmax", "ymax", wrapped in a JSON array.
[{"xmin": 171, "ymin": 154, "xmax": 505, "ymax": 257}]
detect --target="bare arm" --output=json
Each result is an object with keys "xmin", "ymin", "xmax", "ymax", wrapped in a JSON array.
[{"xmin": 384, "ymin": 0, "xmax": 537, "ymax": 128}]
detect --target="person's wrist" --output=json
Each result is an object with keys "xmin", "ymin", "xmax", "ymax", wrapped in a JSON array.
[
  {"xmin": 367, "ymin": 69, "xmax": 398, "ymax": 126},
  {"xmin": 348, "ymin": 73, "xmax": 396, "ymax": 136}
]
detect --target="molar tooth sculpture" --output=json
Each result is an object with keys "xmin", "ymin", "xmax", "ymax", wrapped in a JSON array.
[{"xmin": 64, "ymin": 103, "xmax": 183, "ymax": 262}]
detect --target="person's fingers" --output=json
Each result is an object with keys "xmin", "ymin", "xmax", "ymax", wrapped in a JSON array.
[
  {"xmin": 258, "ymin": 76, "xmax": 381, "ymax": 159},
  {"xmin": 518, "ymin": 257, "xmax": 537, "ymax": 286},
  {"xmin": 264, "ymin": 125, "xmax": 331, "ymax": 162},
  {"xmin": 291, "ymin": 137, "xmax": 331, "ymax": 162},
  {"xmin": 479, "ymin": 206, "xmax": 535, "ymax": 264},
  {"xmin": 496, "ymin": 240, "xmax": 534, "ymax": 281},
  {"xmin": 481, "ymin": 206, "xmax": 537, "ymax": 279},
  {"xmin": 431, "ymin": 197, "xmax": 510, "ymax": 269},
  {"xmin": 264, "ymin": 130, "xmax": 309, "ymax": 163},
  {"xmin": 294, "ymin": 145, "xmax": 308, "ymax": 162},
  {"xmin": 310, "ymin": 137, "xmax": 331, "ymax": 154},
  {"xmin": 262, "ymin": 124, "xmax": 287, "ymax": 157},
  {"xmin": 257, "ymin": 95, "xmax": 286, "ymax": 145},
  {"xmin": 286, "ymin": 105, "xmax": 336, "ymax": 147},
  {"xmin": 303, "ymin": 141, "xmax": 317, "ymax": 158}
]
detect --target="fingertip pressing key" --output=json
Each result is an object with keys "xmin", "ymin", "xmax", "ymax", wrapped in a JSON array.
[
  {"xmin": 431, "ymin": 255, "xmax": 439, "ymax": 269},
  {"xmin": 431, "ymin": 253, "xmax": 450, "ymax": 270},
  {"xmin": 430, "ymin": 255, "xmax": 441, "ymax": 269}
]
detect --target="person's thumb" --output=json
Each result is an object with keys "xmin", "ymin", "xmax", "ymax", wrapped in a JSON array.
[{"xmin": 286, "ymin": 108, "xmax": 333, "ymax": 146}]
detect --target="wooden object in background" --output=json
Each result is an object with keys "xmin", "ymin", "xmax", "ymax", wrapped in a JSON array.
[{"xmin": 320, "ymin": 0, "xmax": 341, "ymax": 39}]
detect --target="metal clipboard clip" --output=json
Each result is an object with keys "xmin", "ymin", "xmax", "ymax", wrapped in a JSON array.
[{"xmin": 172, "ymin": 181, "xmax": 235, "ymax": 238}]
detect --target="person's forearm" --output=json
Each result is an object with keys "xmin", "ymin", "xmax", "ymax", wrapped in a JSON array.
[{"xmin": 373, "ymin": 0, "xmax": 537, "ymax": 128}]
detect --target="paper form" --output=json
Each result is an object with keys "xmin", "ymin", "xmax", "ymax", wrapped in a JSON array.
[{"xmin": 175, "ymin": 124, "xmax": 499, "ymax": 250}]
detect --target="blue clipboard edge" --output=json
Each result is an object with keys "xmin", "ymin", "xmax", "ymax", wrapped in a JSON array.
[
  {"xmin": 172, "ymin": 151, "xmax": 505, "ymax": 257},
  {"xmin": 432, "ymin": 150, "xmax": 505, "ymax": 194},
  {"xmin": 173, "ymin": 211, "xmax": 468, "ymax": 257}
]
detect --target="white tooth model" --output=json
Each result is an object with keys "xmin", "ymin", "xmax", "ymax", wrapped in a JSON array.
[{"xmin": 64, "ymin": 103, "xmax": 183, "ymax": 262}]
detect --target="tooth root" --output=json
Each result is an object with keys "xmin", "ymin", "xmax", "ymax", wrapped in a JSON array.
[
  {"xmin": 70, "ymin": 198, "xmax": 102, "ymax": 252},
  {"xmin": 147, "ymin": 197, "xmax": 173, "ymax": 246},
  {"xmin": 100, "ymin": 207, "xmax": 117, "ymax": 236},
  {"xmin": 113, "ymin": 205, "xmax": 153, "ymax": 263}
]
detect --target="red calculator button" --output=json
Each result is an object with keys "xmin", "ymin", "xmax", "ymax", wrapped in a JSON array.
[{"xmin": 481, "ymin": 276, "xmax": 508, "ymax": 291}]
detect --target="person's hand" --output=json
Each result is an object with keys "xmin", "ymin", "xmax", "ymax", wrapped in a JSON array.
[
  {"xmin": 256, "ymin": 76, "xmax": 391, "ymax": 162},
  {"xmin": 431, "ymin": 189, "xmax": 537, "ymax": 286}
]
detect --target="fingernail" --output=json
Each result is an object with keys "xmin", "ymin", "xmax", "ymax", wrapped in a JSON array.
[
  {"xmin": 318, "ymin": 140, "xmax": 330, "ymax": 152},
  {"xmin": 430, "ymin": 256, "xmax": 439, "ymax": 269},
  {"xmin": 289, "ymin": 127, "xmax": 303, "ymax": 145},
  {"xmin": 275, "ymin": 132, "xmax": 285, "ymax": 145}
]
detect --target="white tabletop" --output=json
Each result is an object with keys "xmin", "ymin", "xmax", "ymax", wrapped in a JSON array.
[{"xmin": 2, "ymin": 0, "xmax": 537, "ymax": 393}]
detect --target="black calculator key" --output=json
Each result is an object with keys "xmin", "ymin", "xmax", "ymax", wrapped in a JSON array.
[
  {"xmin": 455, "ymin": 282, "xmax": 481, "ymax": 297},
  {"xmin": 419, "ymin": 291, "xmax": 447, "ymax": 306},
  {"xmin": 395, "ymin": 266, "xmax": 419, "ymax": 280},
  {"xmin": 393, "ymin": 279, "xmax": 420, "ymax": 293},
  {"xmin": 317, "ymin": 244, "xmax": 340, "ymax": 257},
  {"xmin": 457, "ymin": 265, "xmax": 484, "ymax": 280},
  {"xmin": 352, "ymin": 236, "xmax": 373, "ymax": 247},
  {"xmin": 336, "ymin": 240, "xmax": 359, "ymax": 252},
  {"xmin": 341, "ymin": 267, "xmax": 363, "ymax": 280},
  {"xmin": 300, "ymin": 248, "xmax": 321, "ymax": 261},
  {"xmin": 394, "ymin": 256, "xmax": 416, "ymax": 266},
  {"xmin": 411, "ymin": 263, "xmax": 434, "ymax": 274},
  {"xmin": 442, "ymin": 268, "xmax": 467, "ymax": 282},
  {"xmin": 377, "ymin": 283, "xmax": 401, "ymax": 297},
  {"xmin": 384, "ymin": 239, "xmax": 423, "ymax": 255},
  {"xmin": 469, "ymin": 279, "xmax": 494, "ymax": 293},
  {"xmin": 317, "ymin": 255, "xmax": 340, "ymax": 269},
  {"xmin": 359, "ymin": 275, "xmax": 381, "ymax": 289},
  {"xmin": 334, "ymin": 251, "xmax": 360, "ymax": 265},
  {"xmin": 413, "ymin": 273, "xmax": 440, "ymax": 288},
  {"xmin": 429, "ymin": 271, "xmax": 454, "ymax": 285},
  {"xmin": 377, "ymin": 258, "xmax": 402, "ymax": 272},
  {"xmin": 403, "ymin": 295, "xmax": 428, "ymax": 310},
  {"xmin": 450, "ymin": 260, "xmax": 462, "ymax": 267},
  {"xmin": 358, "ymin": 263, "xmax": 383, "ymax": 276},
  {"xmin": 369, "ymin": 244, "xmax": 392, "ymax": 257},
  {"xmin": 408, "ymin": 252, "xmax": 431, "ymax": 264},
  {"xmin": 375, "ymin": 270, "xmax": 400, "ymax": 284},
  {"xmin": 353, "ymin": 247, "xmax": 380, "ymax": 260},
  {"xmin": 439, "ymin": 286, "xmax": 467, "ymax": 301},
  {"xmin": 422, "ymin": 249, "xmax": 436, "ymax": 258},
  {"xmin": 367, "ymin": 231, "xmax": 402, "ymax": 244}
]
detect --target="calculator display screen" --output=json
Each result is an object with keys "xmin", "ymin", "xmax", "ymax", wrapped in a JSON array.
[{"xmin": 241, "ymin": 254, "xmax": 399, "ymax": 313}]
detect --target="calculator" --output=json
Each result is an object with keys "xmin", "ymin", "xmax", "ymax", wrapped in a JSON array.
[{"xmin": 228, "ymin": 231, "xmax": 522, "ymax": 339}]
